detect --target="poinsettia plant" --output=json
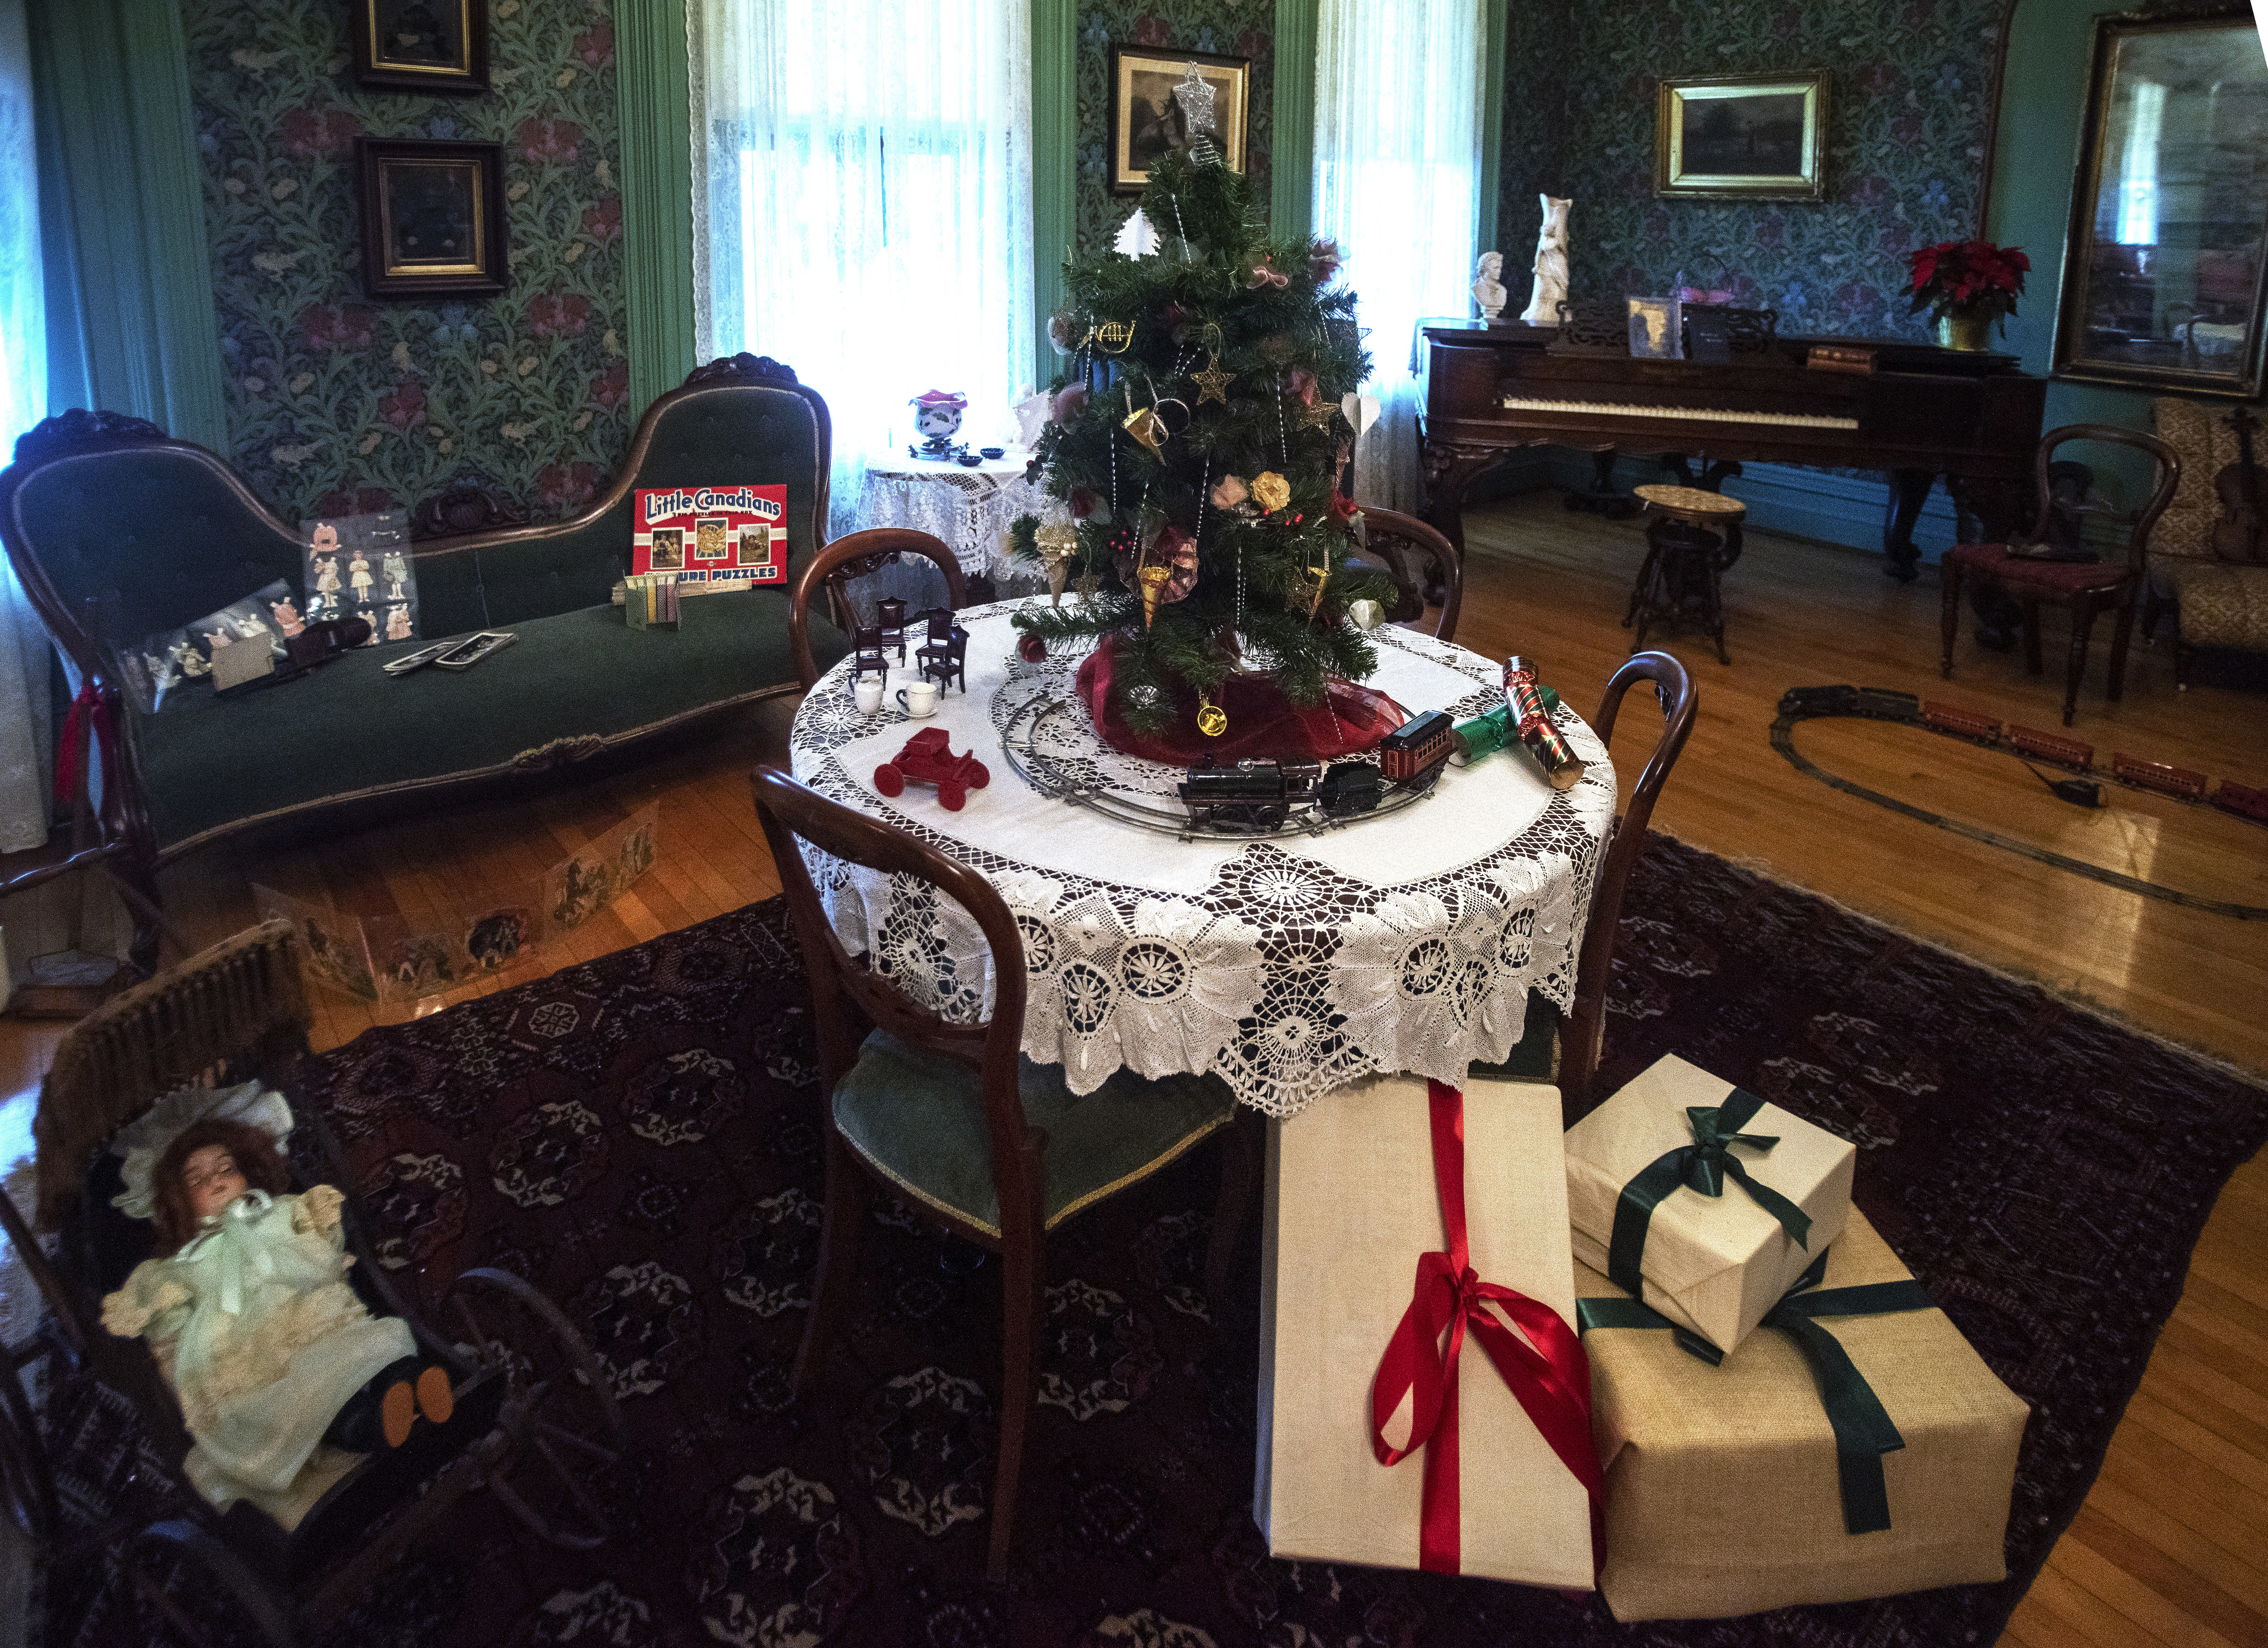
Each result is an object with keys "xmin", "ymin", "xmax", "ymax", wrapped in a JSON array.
[{"xmin": 1904, "ymin": 240, "xmax": 2030, "ymax": 327}]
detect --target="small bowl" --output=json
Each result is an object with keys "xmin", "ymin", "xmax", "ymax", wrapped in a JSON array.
[
  {"xmin": 979, "ymin": 446, "xmax": 1005, "ymax": 459},
  {"xmin": 957, "ymin": 453, "xmax": 982, "ymax": 466}
]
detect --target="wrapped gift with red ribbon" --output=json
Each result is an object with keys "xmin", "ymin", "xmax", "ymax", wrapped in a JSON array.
[{"xmin": 1257, "ymin": 1074, "xmax": 1602, "ymax": 1586}]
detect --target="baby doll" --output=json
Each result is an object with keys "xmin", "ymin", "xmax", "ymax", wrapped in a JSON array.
[{"xmin": 101, "ymin": 1114, "xmax": 456, "ymax": 1512}]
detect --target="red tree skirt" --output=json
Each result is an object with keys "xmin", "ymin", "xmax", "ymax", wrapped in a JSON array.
[{"xmin": 1075, "ymin": 634, "xmax": 1408, "ymax": 766}]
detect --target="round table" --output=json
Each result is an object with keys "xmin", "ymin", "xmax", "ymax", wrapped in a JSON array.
[
  {"xmin": 787, "ymin": 602, "xmax": 1617, "ymax": 1116},
  {"xmin": 853, "ymin": 451, "xmax": 1045, "ymax": 581}
]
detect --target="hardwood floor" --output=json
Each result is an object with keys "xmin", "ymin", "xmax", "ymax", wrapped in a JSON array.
[{"xmin": 1, "ymin": 491, "xmax": 2262, "ymax": 1643}]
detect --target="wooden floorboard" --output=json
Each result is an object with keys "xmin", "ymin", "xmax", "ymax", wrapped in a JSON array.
[{"xmin": 0, "ymin": 493, "xmax": 2260, "ymax": 1642}]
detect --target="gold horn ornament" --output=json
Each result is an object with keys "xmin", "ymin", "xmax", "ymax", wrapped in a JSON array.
[{"xmin": 1136, "ymin": 562, "xmax": 1172, "ymax": 628}]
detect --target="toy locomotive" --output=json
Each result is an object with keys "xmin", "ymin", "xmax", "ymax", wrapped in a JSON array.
[
  {"xmin": 1178, "ymin": 758, "xmax": 1321, "ymax": 830},
  {"xmin": 1377, "ymin": 710, "xmax": 1455, "ymax": 792}
]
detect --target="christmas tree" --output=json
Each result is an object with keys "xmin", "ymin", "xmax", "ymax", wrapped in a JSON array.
[{"xmin": 1010, "ymin": 140, "xmax": 1394, "ymax": 741}]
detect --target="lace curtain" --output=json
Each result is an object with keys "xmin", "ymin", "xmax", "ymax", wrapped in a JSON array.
[
  {"xmin": 690, "ymin": 0, "xmax": 1036, "ymax": 537},
  {"xmin": 1312, "ymin": 0, "xmax": 1486, "ymax": 511},
  {"xmin": 0, "ymin": 0, "xmax": 51, "ymax": 854}
]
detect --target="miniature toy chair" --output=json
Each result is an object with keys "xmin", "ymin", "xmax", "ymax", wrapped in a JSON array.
[
  {"xmin": 874, "ymin": 596, "xmax": 910, "ymax": 663},
  {"xmin": 790, "ymin": 529, "xmax": 965, "ymax": 691},
  {"xmin": 916, "ymin": 611, "xmax": 969, "ymax": 693},
  {"xmin": 1939, "ymin": 424, "xmax": 2181, "ymax": 726},
  {"xmin": 1470, "ymin": 651, "xmax": 1698, "ymax": 1117},
  {"xmin": 750, "ymin": 765, "xmax": 1256, "ymax": 1582},
  {"xmin": 850, "ymin": 627, "xmax": 891, "ymax": 684},
  {"xmin": 1343, "ymin": 506, "xmax": 1462, "ymax": 641}
]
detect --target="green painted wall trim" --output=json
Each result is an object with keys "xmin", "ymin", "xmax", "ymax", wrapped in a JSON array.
[
  {"xmin": 1270, "ymin": 0, "xmax": 1316, "ymax": 242},
  {"xmin": 30, "ymin": 0, "xmax": 226, "ymax": 450},
  {"xmin": 1032, "ymin": 0, "xmax": 1078, "ymax": 375},
  {"xmin": 1475, "ymin": 0, "xmax": 1505, "ymax": 263},
  {"xmin": 618, "ymin": 0, "xmax": 698, "ymax": 415}
]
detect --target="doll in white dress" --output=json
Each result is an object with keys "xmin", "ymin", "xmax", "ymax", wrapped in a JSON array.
[
  {"xmin": 101, "ymin": 1106, "xmax": 455, "ymax": 1512},
  {"xmin": 348, "ymin": 552, "xmax": 374, "ymax": 602}
]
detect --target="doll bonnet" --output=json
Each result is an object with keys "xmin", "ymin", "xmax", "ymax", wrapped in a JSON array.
[{"xmin": 109, "ymin": 1082, "xmax": 293, "ymax": 1221}]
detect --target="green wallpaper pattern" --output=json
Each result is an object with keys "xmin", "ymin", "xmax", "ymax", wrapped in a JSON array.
[
  {"xmin": 181, "ymin": 0, "xmax": 629, "ymax": 525},
  {"xmin": 1497, "ymin": 0, "xmax": 2006, "ymax": 340},
  {"xmin": 1074, "ymin": 2, "xmax": 1275, "ymax": 259}
]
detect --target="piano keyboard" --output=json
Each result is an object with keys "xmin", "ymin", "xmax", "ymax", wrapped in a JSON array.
[{"xmin": 1501, "ymin": 396, "xmax": 1859, "ymax": 431}]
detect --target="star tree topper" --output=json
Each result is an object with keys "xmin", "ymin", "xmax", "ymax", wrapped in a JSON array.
[{"xmin": 1175, "ymin": 62, "xmax": 1218, "ymax": 137}]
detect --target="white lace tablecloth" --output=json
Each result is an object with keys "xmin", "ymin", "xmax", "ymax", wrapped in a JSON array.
[
  {"xmin": 787, "ymin": 602, "xmax": 1617, "ymax": 1116},
  {"xmin": 852, "ymin": 454, "xmax": 1046, "ymax": 579}
]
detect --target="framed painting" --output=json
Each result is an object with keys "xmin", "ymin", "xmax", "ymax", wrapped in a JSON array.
[
  {"xmin": 355, "ymin": 138, "xmax": 509, "ymax": 299},
  {"xmin": 1656, "ymin": 72, "xmax": 1829, "ymax": 201},
  {"xmin": 2051, "ymin": 12, "xmax": 2268, "ymax": 399},
  {"xmin": 1110, "ymin": 48, "xmax": 1249, "ymax": 195},
  {"xmin": 350, "ymin": 0, "xmax": 490, "ymax": 95}
]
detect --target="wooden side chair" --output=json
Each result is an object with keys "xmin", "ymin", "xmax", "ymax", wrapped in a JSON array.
[
  {"xmin": 749, "ymin": 766, "xmax": 1257, "ymax": 1581},
  {"xmin": 789, "ymin": 529, "xmax": 966, "ymax": 691},
  {"xmin": 1939, "ymin": 424, "xmax": 2181, "ymax": 726},
  {"xmin": 1473, "ymin": 650, "xmax": 1698, "ymax": 1116},
  {"xmin": 1346, "ymin": 506, "xmax": 1462, "ymax": 642}
]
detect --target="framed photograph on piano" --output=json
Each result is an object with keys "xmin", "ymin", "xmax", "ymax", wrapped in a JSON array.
[{"xmin": 1656, "ymin": 72, "xmax": 1829, "ymax": 201}]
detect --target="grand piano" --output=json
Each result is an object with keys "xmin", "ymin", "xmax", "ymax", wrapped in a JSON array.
[{"xmin": 1416, "ymin": 318, "xmax": 2047, "ymax": 580}]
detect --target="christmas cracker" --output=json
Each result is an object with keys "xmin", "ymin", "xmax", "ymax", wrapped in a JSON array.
[{"xmin": 1502, "ymin": 656, "xmax": 1585, "ymax": 789}]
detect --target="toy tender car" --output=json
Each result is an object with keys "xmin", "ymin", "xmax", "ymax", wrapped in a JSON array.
[{"xmin": 875, "ymin": 726, "xmax": 990, "ymax": 810}]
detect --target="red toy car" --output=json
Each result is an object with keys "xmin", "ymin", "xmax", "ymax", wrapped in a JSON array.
[{"xmin": 874, "ymin": 727, "xmax": 991, "ymax": 810}]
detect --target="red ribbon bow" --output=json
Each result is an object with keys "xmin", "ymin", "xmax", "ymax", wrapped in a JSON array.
[
  {"xmin": 54, "ymin": 679, "xmax": 117, "ymax": 805},
  {"xmin": 1369, "ymin": 1080, "xmax": 1606, "ymax": 1576}
]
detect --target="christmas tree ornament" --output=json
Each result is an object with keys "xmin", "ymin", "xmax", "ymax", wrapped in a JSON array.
[
  {"xmin": 1251, "ymin": 472, "xmax": 1292, "ymax": 513},
  {"xmin": 1018, "ymin": 632, "xmax": 1049, "ymax": 663},
  {"xmin": 1175, "ymin": 62, "xmax": 1219, "ymax": 137},
  {"xmin": 1034, "ymin": 521, "xmax": 1079, "ymax": 607},
  {"xmin": 1121, "ymin": 384, "xmax": 1171, "ymax": 455},
  {"xmin": 1047, "ymin": 308, "xmax": 1085, "ymax": 353},
  {"xmin": 1247, "ymin": 259, "xmax": 1290, "ymax": 291},
  {"xmin": 1136, "ymin": 561, "xmax": 1172, "ymax": 628},
  {"xmin": 1093, "ymin": 320, "xmax": 1138, "ymax": 355},
  {"xmin": 1295, "ymin": 542, "xmax": 1332, "ymax": 617},
  {"xmin": 1192, "ymin": 353, "xmax": 1234, "ymax": 404},
  {"xmin": 1114, "ymin": 209, "xmax": 1161, "ymax": 258},
  {"xmin": 1196, "ymin": 691, "xmax": 1228, "ymax": 737},
  {"xmin": 1346, "ymin": 598, "xmax": 1385, "ymax": 630},
  {"xmin": 1210, "ymin": 473, "xmax": 1250, "ymax": 511},
  {"xmin": 1299, "ymin": 400, "xmax": 1339, "ymax": 431}
]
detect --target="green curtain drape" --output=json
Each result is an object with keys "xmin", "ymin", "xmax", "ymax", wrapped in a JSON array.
[
  {"xmin": 29, "ymin": 0, "xmax": 226, "ymax": 451},
  {"xmin": 618, "ymin": 0, "xmax": 698, "ymax": 414}
]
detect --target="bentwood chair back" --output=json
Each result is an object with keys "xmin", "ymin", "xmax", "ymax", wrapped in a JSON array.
[
  {"xmin": 1561, "ymin": 650, "xmax": 1698, "ymax": 1108},
  {"xmin": 750, "ymin": 765, "xmax": 1248, "ymax": 1580},
  {"xmin": 1348, "ymin": 506, "xmax": 1463, "ymax": 642},
  {"xmin": 788, "ymin": 529, "xmax": 966, "ymax": 690}
]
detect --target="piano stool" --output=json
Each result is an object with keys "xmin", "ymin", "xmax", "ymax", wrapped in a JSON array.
[{"xmin": 1626, "ymin": 485, "xmax": 1746, "ymax": 665}]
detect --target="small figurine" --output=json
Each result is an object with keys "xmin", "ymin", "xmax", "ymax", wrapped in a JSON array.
[
  {"xmin": 384, "ymin": 604, "xmax": 413, "ymax": 641},
  {"xmin": 1519, "ymin": 195, "xmax": 1572, "ymax": 327},
  {"xmin": 171, "ymin": 638, "xmax": 210, "ymax": 679},
  {"xmin": 101, "ymin": 1110, "xmax": 457, "ymax": 1510},
  {"xmin": 1473, "ymin": 250, "xmax": 1508, "ymax": 321},
  {"xmin": 354, "ymin": 606, "xmax": 378, "ymax": 642},
  {"xmin": 313, "ymin": 555, "xmax": 343, "ymax": 597},
  {"xmin": 908, "ymin": 389, "xmax": 969, "ymax": 459},
  {"xmin": 348, "ymin": 552, "xmax": 374, "ymax": 601},
  {"xmin": 269, "ymin": 599, "xmax": 306, "ymax": 637},
  {"xmin": 203, "ymin": 627, "xmax": 233, "ymax": 649}
]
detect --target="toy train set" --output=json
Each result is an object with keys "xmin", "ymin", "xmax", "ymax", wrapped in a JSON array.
[
  {"xmin": 1778, "ymin": 685, "xmax": 2268, "ymax": 824},
  {"xmin": 1175, "ymin": 711, "xmax": 1456, "ymax": 832}
]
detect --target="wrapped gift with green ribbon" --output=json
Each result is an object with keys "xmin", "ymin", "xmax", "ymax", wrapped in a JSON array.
[
  {"xmin": 1565, "ymin": 1054, "xmax": 1857, "ymax": 1354},
  {"xmin": 1572, "ymin": 1207, "xmax": 2029, "ymax": 1621}
]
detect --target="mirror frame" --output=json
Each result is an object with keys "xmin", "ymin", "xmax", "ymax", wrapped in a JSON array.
[{"xmin": 2051, "ymin": 10, "xmax": 2268, "ymax": 401}]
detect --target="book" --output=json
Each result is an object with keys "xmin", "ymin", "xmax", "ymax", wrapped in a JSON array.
[
  {"xmin": 1806, "ymin": 344, "xmax": 1877, "ymax": 376},
  {"xmin": 634, "ymin": 486, "xmax": 787, "ymax": 585}
]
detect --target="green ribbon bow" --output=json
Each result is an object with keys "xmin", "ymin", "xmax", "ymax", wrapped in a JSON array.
[
  {"xmin": 1605, "ymin": 1086, "xmax": 1813, "ymax": 1302},
  {"xmin": 1578, "ymin": 1247, "xmax": 1935, "ymax": 1535}
]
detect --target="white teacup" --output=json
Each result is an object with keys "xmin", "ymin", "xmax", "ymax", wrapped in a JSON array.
[
  {"xmin": 853, "ymin": 677, "xmax": 883, "ymax": 715},
  {"xmin": 898, "ymin": 680, "xmax": 939, "ymax": 718}
]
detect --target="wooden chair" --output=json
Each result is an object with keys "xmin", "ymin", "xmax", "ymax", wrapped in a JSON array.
[
  {"xmin": 1475, "ymin": 651, "xmax": 1698, "ymax": 1115},
  {"xmin": 788, "ymin": 529, "xmax": 966, "ymax": 691},
  {"xmin": 749, "ymin": 765, "xmax": 1257, "ymax": 1580},
  {"xmin": 1346, "ymin": 507, "xmax": 1462, "ymax": 642},
  {"xmin": 1939, "ymin": 425, "xmax": 2182, "ymax": 726}
]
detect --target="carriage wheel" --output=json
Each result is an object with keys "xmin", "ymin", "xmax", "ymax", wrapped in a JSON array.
[
  {"xmin": 874, "ymin": 764, "xmax": 905, "ymax": 797},
  {"xmin": 0, "ymin": 1360, "xmax": 56, "ymax": 1548},
  {"xmin": 966, "ymin": 761, "xmax": 990, "ymax": 789},
  {"xmin": 440, "ymin": 1267, "xmax": 629, "ymax": 1552},
  {"xmin": 123, "ymin": 1519, "xmax": 296, "ymax": 1648},
  {"xmin": 937, "ymin": 782, "xmax": 965, "ymax": 811}
]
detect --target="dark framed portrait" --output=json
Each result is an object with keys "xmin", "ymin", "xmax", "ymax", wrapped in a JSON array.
[
  {"xmin": 1110, "ymin": 47, "xmax": 1249, "ymax": 195},
  {"xmin": 355, "ymin": 138, "xmax": 508, "ymax": 298},
  {"xmin": 351, "ymin": 0, "xmax": 489, "ymax": 95},
  {"xmin": 1656, "ymin": 72, "xmax": 1829, "ymax": 201}
]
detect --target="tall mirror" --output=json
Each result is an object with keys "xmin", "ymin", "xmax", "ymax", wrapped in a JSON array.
[{"xmin": 2052, "ymin": 13, "xmax": 2268, "ymax": 399}]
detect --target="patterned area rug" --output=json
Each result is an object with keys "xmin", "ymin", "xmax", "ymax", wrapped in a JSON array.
[{"xmin": 41, "ymin": 835, "xmax": 2268, "ymax": 1647}]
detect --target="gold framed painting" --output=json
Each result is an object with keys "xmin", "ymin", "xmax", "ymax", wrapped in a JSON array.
[
  {"xmin": 1110, "ymin": 48, "xmax": 1249, "ymax": 195},
  {"xmin": 352, "ymin": 0, "xmax": 489, "ymax": 95},
  {"xmin": 1656, "ymin": 72, "xmax": 1828, "ymax": 201},
  {"xmin": 356, "ymin": 138, "xmax": 509, "ymax": 298}
]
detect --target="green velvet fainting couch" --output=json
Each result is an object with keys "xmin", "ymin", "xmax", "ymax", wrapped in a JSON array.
[{"xmin": 0, "ymin": 354, "xmax": 850, "ymax": 973}]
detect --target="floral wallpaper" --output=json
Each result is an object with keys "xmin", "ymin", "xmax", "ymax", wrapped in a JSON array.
[
  {"xmin": 1498, "ymin": 0, "xmax": 2006, "ymax": 340},
  {"xmin": 1075, "ymin": 3, "xmax": 1274, "ymax": 260},
  {"xmin": 181, "ymin": 0, "xmax": 629, "ymax": 527}
]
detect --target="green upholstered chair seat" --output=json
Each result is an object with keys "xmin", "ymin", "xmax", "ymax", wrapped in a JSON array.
[
  {"xmin": 134, "ymin": 594, "xmax": 847, "ymax": 851},
  {"xmin": 832, "ymin": 1028, "xmax": 1239, "ymax": 1238}
]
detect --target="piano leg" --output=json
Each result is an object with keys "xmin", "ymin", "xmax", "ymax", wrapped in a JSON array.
[
  {"xmin": 1419, "ymin": 443, "xmax": 1513, "ymax": 556},
  {"xmin": 1566, "ymin": 449, "xmax": 1638, "ymax": 518},
  {"xmin": 1883, "ymin": 468, "xmax": 1934, "ymax": 582},
  {"xmin": 1659, "ymin": 455, "xmax": 1743, "ymax": 492}
]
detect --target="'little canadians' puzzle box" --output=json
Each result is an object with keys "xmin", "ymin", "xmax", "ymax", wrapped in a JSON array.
[{"xmin": 633, "ymin": 486, "xmax": 787, "ymax": 584}]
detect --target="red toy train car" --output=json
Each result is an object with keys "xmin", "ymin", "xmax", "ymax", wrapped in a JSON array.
[{"xmin": 1378, "ymin": 710, "xmax": 1454, "ymax": 792}]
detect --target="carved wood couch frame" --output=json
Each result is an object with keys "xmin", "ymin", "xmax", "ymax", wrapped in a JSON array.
[{"xmin": 0, "ymin": 355, "xmax": 850, "ymax": 974}]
